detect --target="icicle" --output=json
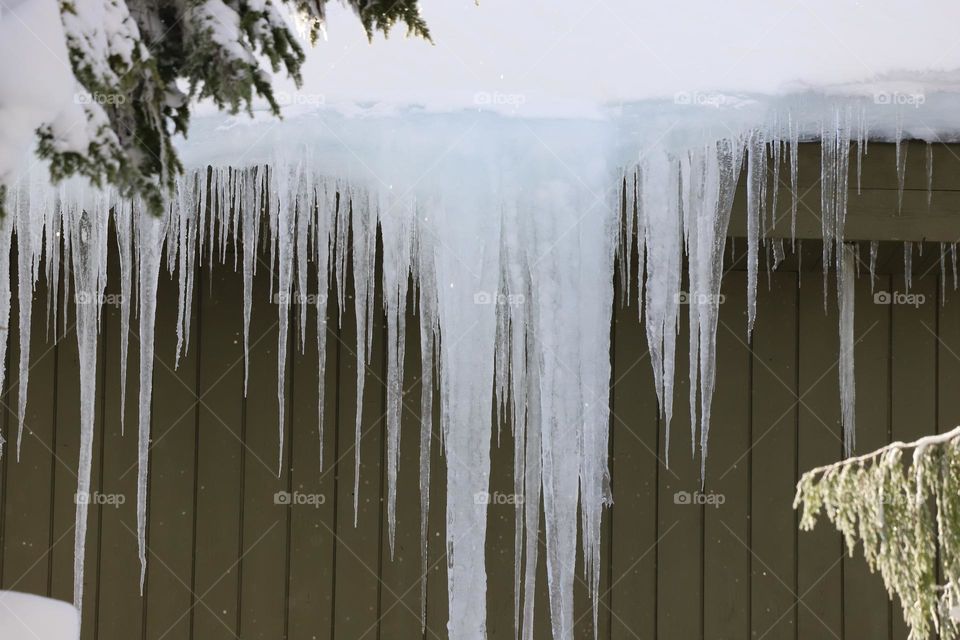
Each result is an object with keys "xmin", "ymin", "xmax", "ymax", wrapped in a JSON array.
[
  {"xmin": 856, "ymin": 113, "xmax": 864, "ymax": 195},
  {"xmin": 315, "ymin": 179, "xmax": 334, "ymax": 468},
  {"xmin": 240, "ymin": 166, "xmax": 262, "ymax": 394},
  {"xmin": 819, "ymin": 109, "xmax": 852, "ymax": 310},
  {"xmin": 135, "ymin": 205, "xmax": 166, "ymax": 593},
  {"xmin": 114, "ymin": 200, "xmax": 133, "ymax": 434},
  {"xmin": 14, "ymin": 176, "xmax": 43, "ymax": 459},
  {"xmin": 770, "ymin": 137, "xmax": 781, "ymax": 229},
  {"xmin": 578, "ymin": 175, "xmax": 617, "ymax": 637},
  {"xmin": 43, "ymin": 190, "xmax": 62, "ymax": 340},
  {"xmin": 295, "ymin": 173, "xmax": 311, "ymax": 354},
  {"xmin": 789, "ymin": 113, "xmax": 799, "ymax": 245},
  {"xmin": 838, "ymin": 243, "xmax": 856, "ymax": 456},
  {"xmin": 681, "ymin": 154, "xmax": 700, "ymax": 458},
  {"xmin": 764, "ymin": 238, "xmax": 773, "ymax": 289},
  {"xmin": 688, "ymin": 139, "xmax": 741, "ymax": 480},
  {"xmin": 436, "ymin": 197, "xmax": 500, "ymax": 640},
  {"xmin": 941, "ymin": 243, "xmax": 947, "ymax": 305},
  {"xmin": 174, "ymin": 174, "xmax": 198, "ymax": 367},
  {"xmin": 869, "ymin": 240, "xmax": 879, "ymax": 294},
  {"xmin": 642, "ymin": 147, "xmax": 682, "ymax": 462},
  {"xmin": 895, "ymin": 124, "xmax": 907, "ymax": 213},
  {"xmin": 0, "ymin": 215, "xmax": 13, "ymax": 458},
  {"xmin": 615, "ymin": 171, "xmax": 632, "ymax": 305},
  {"xmin": 798, "ymin": 238, "xmax": 803, "ymax": 288},
  {"xmin": 381, "ymin": 189, "xmax": 413, "ymax": 554},
  {"xmin": 415, "ymin": 216, "xmax": 437, "ymax": 630},
  {"xmin": 274, "ymin": 162, "xmax": 297, "ymax": 476},
  {"xmin": 904, "ymin": 241, "xmax": 913, "ymax": 292},
  {"xmin": 953, "ymin": 243, "xmax": 958, "ymax": 291},
  {"xmin": 351, "ymin": 189, "xmax": 376, "ymax": 524},
  {"xmin": 634, "ymin": 168, "xmax": 646, "ymax": 322},
  {"xmin": 520, "ymin": 336, "xmax": 542, "ymax": 640},
  {"xmin": 509, "ymin": 292, "xmax": 528, "ymax": 638},
  {"xmin": 746, "ymin": 132, "xmax": 763, "ymax": 337},
  {"xmin": 68, "ymin": 195, "xmax": 108, "ymax": 611}
]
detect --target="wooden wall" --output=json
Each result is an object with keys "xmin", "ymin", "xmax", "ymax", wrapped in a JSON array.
[{"xmin": 1, "ymin": 146, "xmax": 959, "ymax": 639}]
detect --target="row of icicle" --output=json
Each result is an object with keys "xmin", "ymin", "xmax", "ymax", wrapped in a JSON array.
[{"xmin": 0, "ymin": 129, "xmax": 953, "ymax": 639}]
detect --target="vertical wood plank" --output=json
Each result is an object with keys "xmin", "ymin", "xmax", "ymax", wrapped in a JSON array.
[
  {"xmin": 750, "ymin": 271, "xmax": 798, "ymax": 640},
  {"xmin": 703, "ymin": 272, "xmax": 751, "ymax": 638},
  {"xmin": 380, "ymin": 298, "xmax": 431, "ymax": 637},
  {"xmin": 192, "ymin": 260, "xmax": 245, "ymax": 640},
  {"xmin": 573, "ymin": 307, "xmax": 613, "ymax": 639},
  {"xmin": 236, "ymin": 247, "xmax": 291, "ymax": 639},
  {"xmin": 425, "ymin": 361, "xmax": 447, "ymax": 640},
  {"xmin": 843, "ymin": 271, "xmax": 891, "ymax": 639},
  {"xmin": 2, "ymin": 269, "xmax": 56, "ymax": 596},
  {"xmin": 143, "ymin": 266, "xmax": 200, "ymax": 640},
  {"xmin": 333, "ymin": 257, "xmax": 386, "ymax": 638},
  {"xmin": 94, "ymin": 235, "xmax": 143, "ymax": 639},
  {"xmin": 939, "ymin": 266, "xmax": 960, "ymax": 442},
  {"xmin": 49, "ymin": 280, "xmax": 106, "ymax": 640},
  {"xmin": 287, "ymin": 273, "xmax": 339, "ymax": 638},
  {"xmin": 609, "ymin": 291, "xmax": 659, "ymax": 640},
  {"xmin": 485, "ymin": 403, "xmax": 515, "ymax": 640},
  {"xmin": 890, "ymin": 269, "xmax": 937, "ymax": 640},
  {"xmin": 534, "ymin": 506, "xmax": 553, "ymax": 639},
  {"xmin": 657, "ymin": 296, "xmax": 702, "ymax": 640},
  {"xmin": 795, "ymin": 271, "xmax": 843, "ymax": 640}
]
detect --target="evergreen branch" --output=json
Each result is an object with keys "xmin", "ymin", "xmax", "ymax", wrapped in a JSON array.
[{"xmin": 795, "ymin": 424, "xmax": 960, "ymax": 640}]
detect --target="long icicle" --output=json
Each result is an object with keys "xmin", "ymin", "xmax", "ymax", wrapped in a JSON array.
[
  {"xmin": 135, "ymin": 204, "xmax": 167, "ymax": 592},
  {"xmin": 69, "ymin": 194, "xmax": 108, "ymax": 611}
]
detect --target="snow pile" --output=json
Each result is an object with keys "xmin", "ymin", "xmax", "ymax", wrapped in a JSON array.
[
  {"xmin": 0, "ymin": 591, "xmax": 79, "ymax": 640},
  {"xmin": 0, "ymin": 0, "xmax": 76, "ymax": 184}
]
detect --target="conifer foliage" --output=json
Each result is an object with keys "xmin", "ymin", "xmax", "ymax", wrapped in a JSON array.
[
  {"xmin": 796, "ymin": 425, "xmax": 960, "ymax": 640},
  {"xmin": 36, "ymin": 0, "xmax": 429, "ymax": 214}
]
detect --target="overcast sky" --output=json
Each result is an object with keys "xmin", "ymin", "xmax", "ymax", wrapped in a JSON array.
[{"xmin": 249, "ymin": 0, "xmax": 960, "ymax": 117}]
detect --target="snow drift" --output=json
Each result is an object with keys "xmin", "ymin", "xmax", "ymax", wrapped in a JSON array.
[{"xmin": 0, "ymin": 591, "xmax": 79, "ymax": 640}]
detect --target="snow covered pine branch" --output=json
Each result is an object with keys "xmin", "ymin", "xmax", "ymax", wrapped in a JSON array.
[
  {"xmin": 796, "ymin": 425, "xmax": 960, "ymax": 640},
  {"xmin": 0, "ymin": 0, "xmax": 429, "ymax": 215}
]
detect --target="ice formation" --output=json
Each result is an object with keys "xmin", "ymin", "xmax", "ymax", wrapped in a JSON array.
[{"xmin": 0, "ymin": 95, "xmax": 956, "ymax": 636}]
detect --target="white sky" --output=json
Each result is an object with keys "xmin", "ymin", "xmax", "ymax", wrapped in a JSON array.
[{"xmin": 260, "ymin": 0, "xmax": 960, "ymax": 116}]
